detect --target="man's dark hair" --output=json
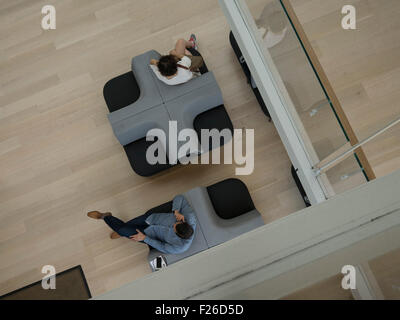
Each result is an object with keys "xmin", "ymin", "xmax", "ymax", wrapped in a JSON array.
[
  {"xmin": 175, "ymin": 222, "xmax": 194, "ymax": 239},
  {"xmin": 157, "ymin": 55, "xmax": 178, "ymax": 77}
]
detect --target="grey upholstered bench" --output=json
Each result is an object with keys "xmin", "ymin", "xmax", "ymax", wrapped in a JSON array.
[
  {"xmin": 103, "ymin": 49, "xmax": 233, "ymax": 176},
  {"xmin": 147, "ymin": 178, "xmax": 264, "ymax": 268}
]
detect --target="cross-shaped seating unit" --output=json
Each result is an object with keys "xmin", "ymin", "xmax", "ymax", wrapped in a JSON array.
[{"xmin": 103, "ymin": 49, "xmax": 233, "ymax": 176}]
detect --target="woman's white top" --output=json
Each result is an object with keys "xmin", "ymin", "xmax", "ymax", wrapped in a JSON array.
[{"xmin": 150, "ymin": 56, "xmax": 193, "ymax": 85}]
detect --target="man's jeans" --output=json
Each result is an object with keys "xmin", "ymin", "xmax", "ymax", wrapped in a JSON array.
[{"xmin": 104, "ymin": 211, "xmax": 153, "ymax": 240}]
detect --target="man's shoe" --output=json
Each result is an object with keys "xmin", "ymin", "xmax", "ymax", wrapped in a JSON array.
[
  {"xmin": 110, "ymin": 232, "xmax": 121, "ymax": 239},
  {"xmin": 189, "ymin": 34, "xmax": 198, "ymax": 50},
  {"xmin": 87, "ymin": 211, "xmax": 111, "ymax": 219}
]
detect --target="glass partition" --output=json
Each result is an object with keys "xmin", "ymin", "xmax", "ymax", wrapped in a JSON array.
[
  {"xmin": 240, "ymin": 0, "xmax": 368, "ymax": 196},
  {"xmin": 323, "ymin": 153, "xmax": 367, "ymax": 194},
  {"xmin": 223, "ymin": 0, "xmax": 400, "ymax": 199},
  {"xmin": 244, "ymin": 0, "xmax": 351, "ymax": 162},
  {"xmin": 359, "ymin": 119, "xmax": 400, "ymax": 178},
  {"xmin": 280, "ymin": 0, "xmax": 400, "ymax": 177}
]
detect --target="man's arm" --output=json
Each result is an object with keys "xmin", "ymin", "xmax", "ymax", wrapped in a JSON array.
[
  {"xmin": 172, "ymin": 195, "xmax": 185, "ymax": 213},
  {"xmin": 130, "ymin": 229, "xmax": 181, "ymax": 254},
  {"xmin": 172, "ymin": 195, "xmax": 196, "ymax": 226},
  {"xmin": 143, "ymin": 237, "xmax": 181, "ymax": 254},
  {"xmin": 181, "ymin": 209, "xmax": 196, "ymax": 227}
]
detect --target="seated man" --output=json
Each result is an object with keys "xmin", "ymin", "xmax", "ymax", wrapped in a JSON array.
[
  {"xmin": 149, "ymin": 34, "xmax": 203, "ymax": 85},
  {"xmin": 87, "ymin": 195, "xmax": 196, "ymax": 254}
]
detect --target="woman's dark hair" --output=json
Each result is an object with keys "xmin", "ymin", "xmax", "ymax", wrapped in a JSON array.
[
  {"xmin": 157, "ymin": 55, "xmax": 179, "ymax": 77},
  {"xmin": 175, "ymin": 222, "xmax": 194, "ymax": 239}
]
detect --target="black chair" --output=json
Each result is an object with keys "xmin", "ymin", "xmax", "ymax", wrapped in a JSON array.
[
  {"xmin": 291, "ymin": 165, "xmax": 311, "ymax": 207},
  {"xmin": 229, "ymin": 31, "xmax": 271, "ymax": 120},
  {"xmin": 103, "ymin": 72, "xmax": 140, "ymax": 113}
]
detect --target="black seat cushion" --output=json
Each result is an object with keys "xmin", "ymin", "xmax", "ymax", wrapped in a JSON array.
[
  {"xmin": 229, "ymin": 31, "xmax": 271, "ymax": 120},
  {"xmin": 124, "ymin": 137, "xmax": 174, "ymax": 177},
  {"xmin": 144, "ymin": 201, "xmax": 173, "ymax": 215},
  {"xmin": 253, "ymin": 86, "xmax": 271, "ymax": 119},
  {"xmin": 103, "ymin": 71, "xmax": 140, "ymax": 113},
  {"xmin": 206, "ymin": 178, "xmax": 255, "ymax": 220},
  {"xmin": 193, "ymin": 105, "xmax": 233, "ymax": 151},
  {"xmin": 229, "ymin": 31, "xmax": 252, "ymax": 84},
  {"xmin": 291, "ymin": 166, "xmax": 311, "ymax": 207}
]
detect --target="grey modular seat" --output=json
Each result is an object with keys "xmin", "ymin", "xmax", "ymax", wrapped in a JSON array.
[
  {"xmin": 147, "ymin": 178, "xmax": 264, "ymax": 268},
  {"xmin": 103, "ymin": 49, "xmax": 233, "ymax": 176}
]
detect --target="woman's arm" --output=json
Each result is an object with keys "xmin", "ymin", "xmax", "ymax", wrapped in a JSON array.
[
  {"xmin": 150, "ymin": 59, "xmax": 158, "ymax": 65},
  {"xmin": 169, "ymin": 49, "xmax": 184, "ymax": 59}
]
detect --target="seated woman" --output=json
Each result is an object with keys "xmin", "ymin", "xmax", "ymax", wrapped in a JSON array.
[{"xmin": 150, "ymin": 34, "xmax": 203, "ymax": 85}]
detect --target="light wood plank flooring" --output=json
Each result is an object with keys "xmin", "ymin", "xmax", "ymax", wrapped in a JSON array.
[{"xmin": 0, "ymin": 0, "xmax": 305, "ymax": 297}]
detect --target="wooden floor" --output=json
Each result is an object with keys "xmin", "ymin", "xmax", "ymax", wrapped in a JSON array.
[
  {"xmin": 281, "ymin": 274, "xmax": 354, "ymax": 300},
  {"xmin": 0, "ymin": 0, "xmax": 306, "ymax": 297},
  {"xmin": 289, "ymin": 0, "xmax": 400, "ymax": 179},
  {"xmin": 369, "ymin": 247, "xmax": 400, "ymax": 299}
]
